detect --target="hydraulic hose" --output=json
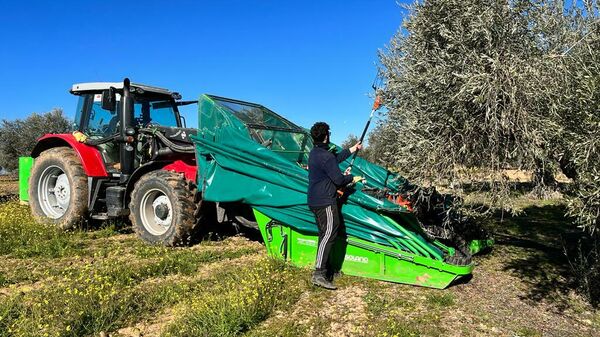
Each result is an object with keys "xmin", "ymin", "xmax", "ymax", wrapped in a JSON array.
[{"xmin": 139, "ymin": 128, "xmax": 195, "ymax": 154}]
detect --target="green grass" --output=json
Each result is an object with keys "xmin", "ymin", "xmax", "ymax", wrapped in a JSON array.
[
  {"xmin": 425, "ymin": 292, "xmax": 455, "ymax": 307},
  {"xmin": 0, "ymin": 244, "xmax": 265, "ymax": 337},
  {"xmin": 375, "ymin": 322, "xmax": 422, "ymax": 337},
  {"xmin": 0, "ymin": 234, "xmax": 260, "ymax": 289},
  {"xmin": 514, "ymin": 327, "xmax": 542, "ymax": 337},
  {"xmin": 361, "ymin": 283, "xmax": 448, "ymax": 337},
  {"xmin": 244, "ymin": 321, "xmax": 309, "ymax": 337},
  {"xmin": 0, "ymin": 200, "xmax": 270, "ymax": 337},
  {"xmin": 1, "ymin": 192, "xmax": 599, "ymax": 337},
  {"xmin": 0, "ymin": 272, "xmax": 6, "ymax": 287},
  {"xmin": 0, "ymin": 202, "xmax": 86, "ymax": 258},
  {"xmin": 163, "ymin": 259, "xmax": 307, "ymax": 337}
]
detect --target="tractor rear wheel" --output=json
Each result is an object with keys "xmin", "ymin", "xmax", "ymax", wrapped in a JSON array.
[
  {"xmin": 129, "ymin": 170, "xmax": 198, "ymax": 246},
  {"xmin": 29, "ymin": 147, "xmax": 89, "ymax": 230}
]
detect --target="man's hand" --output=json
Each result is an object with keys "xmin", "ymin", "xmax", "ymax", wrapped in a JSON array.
[
  {"xmin": 349, "ymin": 142, "xmax": 362, "ymax": 154},
  {"xmin": 352, "ymin": 176, "xmax": 365, "ymax": 184},
  {"xmin": 344, "ymin": 166, "xmax": 352, "ymax": 175}
]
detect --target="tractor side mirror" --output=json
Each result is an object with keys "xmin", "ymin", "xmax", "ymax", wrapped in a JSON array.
[{"xmin": 101, "ymin": 87, "xmax": 117, "ymax": 111}]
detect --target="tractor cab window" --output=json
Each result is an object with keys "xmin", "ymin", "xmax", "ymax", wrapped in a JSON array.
[
  {"xmin": 75, "ymin": 94, "xmax": 120, "ymax": 137},
  {"xmin": 73, "ymin": 95, "xmax": 86, "ymax": 131},
  {"xmin": 90, "ymin": 101, "xmax": 119, "ymax": 136},
  {"xmin": 133, "ymin": 99, "xmax": 179, "ymax": 128},
  {"xmin": 74, "ymin": 93, "xmax": 180, "ymax": 135}
]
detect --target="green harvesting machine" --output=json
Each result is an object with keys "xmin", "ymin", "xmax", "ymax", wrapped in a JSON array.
[
  {"xmin": 193, "ymin": 95, "xmax": 492, "ymax": 289},
  {"xmin": 19, "ymin": 79, "xmax": 491, "ymax": 289}
]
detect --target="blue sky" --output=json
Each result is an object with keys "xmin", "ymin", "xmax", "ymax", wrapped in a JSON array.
[{"xmin": 0, "ymin": 0, "xmax": 406, "ymax": 144}]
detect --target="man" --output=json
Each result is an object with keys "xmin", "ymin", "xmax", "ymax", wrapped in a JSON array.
[{"xmin": 308, "ymin": 122, "xmax": 363, "ymax": 290}]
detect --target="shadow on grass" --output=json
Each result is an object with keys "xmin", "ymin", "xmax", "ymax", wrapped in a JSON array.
[{"xmin": 490, "ymin": 204, "xmax": 586, "ymax": 310}]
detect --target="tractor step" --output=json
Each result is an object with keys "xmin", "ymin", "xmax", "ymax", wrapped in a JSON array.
[
  {"xmin": 91, "ymin": 213, "xmax": 109, "ymax": 220},
  {"xmin": 106, "ymin": 186, "xmax": 128, "ymax": 217}
]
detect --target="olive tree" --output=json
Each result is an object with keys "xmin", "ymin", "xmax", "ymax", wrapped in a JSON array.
[
  {"xmin": 376, "ymin": 0, "xmax": 600, "ymax": 303},
  {"xmin": 340, "ymin": 133, "xmax": 375, "ymax": 161},
  {"xmin": 0, "ymin": 109, "xmax": 71, "ymax": 171},
  {"xmin": 552, "ymin": 20, "xmax": 600, "ymax": 231},
  {"xmin": 378, "ymin": 0, "xmax": 598, "ymax": 217}
]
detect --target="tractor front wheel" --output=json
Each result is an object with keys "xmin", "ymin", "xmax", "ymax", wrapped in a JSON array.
[
  {"xmin": 129, "ymin": 170, "xmax": 198, "ymax": 246},
  {"xmin": 29, "ymin": 147, "xmax": 89, "ymax": 229}
]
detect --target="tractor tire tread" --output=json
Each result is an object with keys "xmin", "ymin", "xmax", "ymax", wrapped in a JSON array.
[
  {"xmin": 129, "ymin": 170, "xmax": 199, "ymax": 246},
  {"xmin": 29, "ymin": 147, "xmax": 88, "ymax": 230}
]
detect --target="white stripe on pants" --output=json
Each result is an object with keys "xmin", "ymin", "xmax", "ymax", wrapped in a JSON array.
[{"xmin": 316, "ymin": 205, "xmax": 333, "ymax": 269}]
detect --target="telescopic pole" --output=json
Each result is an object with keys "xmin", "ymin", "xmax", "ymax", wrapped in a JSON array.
[{"xmin": 347, "ymin": 95, "xmax": 381, "ymax": 171}]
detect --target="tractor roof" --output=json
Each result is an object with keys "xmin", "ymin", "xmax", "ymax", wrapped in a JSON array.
[{"xmin": 70, "ymin": 82, "xmax": 174, "ymax": 96}]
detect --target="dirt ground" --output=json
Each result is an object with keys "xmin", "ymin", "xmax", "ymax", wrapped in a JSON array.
[
  {"xmin": 1, "ymin": 177, "xmax": 598, "ymax": 337},
  {"xmin": 0, "ymin": 175, "xmax": 17, "ymax": 201}
]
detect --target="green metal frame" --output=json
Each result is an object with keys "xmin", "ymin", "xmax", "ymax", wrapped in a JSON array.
[
  {"xmin": 254, "ymin": 209, "xmax": 473, "ymax": 289},
  {"xmin": 18, "ymin": 157, "xmax": 34, "ymax": 203},
  {"xmin": 469, "ymin": 239, "xmax": 494, "ymax": 255}
]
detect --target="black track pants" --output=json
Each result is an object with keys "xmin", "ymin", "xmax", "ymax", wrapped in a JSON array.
[{"xmin": 310, "ymin": 203, "xmax": 340, "ymax": 272}]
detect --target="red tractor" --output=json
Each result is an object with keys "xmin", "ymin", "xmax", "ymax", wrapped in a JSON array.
[{"xmin": 26, "ymin": 78, "xmax": 249, "ymax": 245}]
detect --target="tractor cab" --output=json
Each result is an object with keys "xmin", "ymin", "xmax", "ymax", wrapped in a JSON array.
[
  {"xmin": 67, "ymin": 81, "xmax": 198, "ymax": 177},
  {"xmin": 71, "ymin": 82, "xmax": 184, "ymax": 135},
  {"xmin": 70, "ymin": 82, "xmax": 187, "ymax": 172}
]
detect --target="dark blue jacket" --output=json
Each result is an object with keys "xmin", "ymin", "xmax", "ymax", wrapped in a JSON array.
[{"xmin": 307, "ymin": 143, "xmax": 353, "ymax": 207}]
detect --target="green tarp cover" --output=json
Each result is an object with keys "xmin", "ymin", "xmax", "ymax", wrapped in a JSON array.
[
  {"xmin": 338, "ymin": 153, "xmax": 407, "ymax": 192},
  {"xmin": 193, "ymin": 95, "xmax": 439, "ymax": 253}
]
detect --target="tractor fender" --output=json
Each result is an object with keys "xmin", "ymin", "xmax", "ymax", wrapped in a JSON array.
[
  {"xmin": 162, "ymin": 160, "xmax": 197, "ymax": 182},
  {"xmin": 31, "ymin": 134, "xmax": 109, "ymax": 177},
  {"xmin": 124, "ymin": 160, "xmax": 197, "ymax": 205}
]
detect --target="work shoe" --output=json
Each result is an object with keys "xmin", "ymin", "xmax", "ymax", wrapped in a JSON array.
[
  {"xmin": 312, "ymin": 271, "xmax": 337, "ymax": 290},
  {"xmin": 326, "ymin": 269, "xmax": 342, "ymax": 282}
]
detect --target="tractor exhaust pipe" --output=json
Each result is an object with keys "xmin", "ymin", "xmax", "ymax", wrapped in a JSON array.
[{"xmin": 119, "ymin": 78, "xmax": 135, "ymax": 183}]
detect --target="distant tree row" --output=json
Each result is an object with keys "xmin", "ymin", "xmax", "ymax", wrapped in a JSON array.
[{"xmin": 0, "ymin": 109, "xmax": 71, "ymax": 171}]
